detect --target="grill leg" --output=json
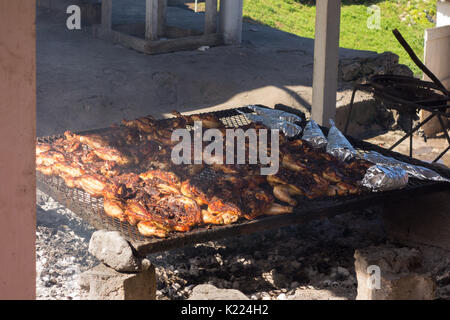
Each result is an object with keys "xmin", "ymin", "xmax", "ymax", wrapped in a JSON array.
[
  {"xmin": 409, "ymin": 115, "xmax": 413, "ymax": 158},
  {"xmin": 432, "ymin": 116, "xmax": 450, "ymax": 163},
  {"xmin": 433, "ymin": 145, "xmax": 450, "ymax": 163},
  {"xmin": 343, "ymin": 87, "xmax": 358, "ymax": 135},
  {"xmin": 389, "ymin": 112, "xmax": 435, "ymax": 152}
]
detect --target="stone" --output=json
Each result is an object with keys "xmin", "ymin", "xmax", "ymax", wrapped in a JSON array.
[
  {"xmin": 362, "ymin": 52, "xmax": 399, "ymax": 76},
  {"xmin": 188, "ymin": 284, "xmax": 249, "ymax": 300},
  {"xmin": 88, "ymin": 230, "xmax": 142, "ymax": 272},
  {"xmin": 291, "ymin": 288, "xmax": 347, "ymax": 300},
  {"xmin": 337, "ymin": 266, "xmax": 350, "ymax": 278},
  {"xmin": 340, "ymin": 61, "xmax": 362, "ymax": 81},
  {"xmin": 389, "ymin": 64, "xmax": 414, "ymax": 77},
  {"xmin": 354, "ymin": 246, "xmax": 435, "ymax": 300},
  {"xmin": 277, "ymin": 293, "xmax": 287, "ymax": 300},
  {"xmin": 80, "ymin": 263, "xmax": 156, "ymax": 300}
]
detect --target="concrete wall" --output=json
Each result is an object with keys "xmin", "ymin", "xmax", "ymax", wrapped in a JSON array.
[
  {"xmin": 437, "ymin": 0, "xmax": 450, "ymax": 27},
  {"xmin": 0, "ymin": 0, "xmax": 36, "ymax": 299},
  {"xmin": 421, "ymin": 11, "xmax": 450, "ymax": 136}
]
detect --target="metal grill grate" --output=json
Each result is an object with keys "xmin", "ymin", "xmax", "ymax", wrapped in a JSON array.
[{"xmin": 36, "ymin": 107, "xmax": 450, "ymax": 254}]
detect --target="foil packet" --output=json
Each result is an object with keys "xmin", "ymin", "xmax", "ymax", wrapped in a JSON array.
[
  {"xmin": 326, "ymin": 119, "xmax": 357, "ymax": 162},
  {"xmin": 362, "ymin": 165, "xmax": 409, "ymax": 192},
  {"xmin": 239, "ymin": 105, "xmax": 303, "ymax": 137},
  {"xmin": 301, "ymin": 120, "xmax": 328, "ymax": 149},
  {"xmin": 361, "ymin": 150, "xmax": 450, "ymax": 183}
]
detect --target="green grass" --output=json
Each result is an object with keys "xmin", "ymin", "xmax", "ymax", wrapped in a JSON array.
[{"xmin": 242, "ymin": 0, "xmax": 436, "ymax": 76}]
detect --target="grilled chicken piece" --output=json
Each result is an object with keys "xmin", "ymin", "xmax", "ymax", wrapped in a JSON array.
[
  {"xmin": 210, "ymin": 164, "xmax": 241, "ymax": 175},
  {"xmin": 36, "ymin": 143, "xmax": 52, "ymax": 155},
  {"xmin": 272, "ymin": 185, "xmax": 299, "ymax": 206},
  {"xmin": 77, "ymin": 174, "xmax": 108, "ymax": 197},
  {"xmin": 281, "ymin": 154, "xmax": 308, "ymax": 172},
  {"xmin": 36, "ymin": 151, "xmax": 66, "ymax": 166},
  {"xmin": 139, "ymin": 170, "xmax": 181, "ymax": 196},
  {"xmin": 180, "ymin": 180, "xmax": 209, "ymax": 206},
  {"xmin": 263, "ymin": 203, "xmax": 294, "ymax": 215},
  {"xmin": 321, "ymin": 167, "xmax": 343, "ymax": 183},
  {"xmin": 171, "ymin": 111, "xmax": 223, "ymax": 129},
  {"xmin": 52, "ymin": 138, "xmax": 81, "ymax": 154},
  {"xmin": 139, "ymin": 170, "xmax": 180, "ymax": 186},
  {"xmin": 93, "ymin": 147, "xmax": 133, "ymax": 166},
  {"xmin": 80, "ymin": 150, "xmax": 100, "ymax": 163},
  {"xmin": 60, "ymin": 173, "xmax": 78, "ymax": 188},
  {"xmin": 137, "ymin": 221, "xmax": 168, "ymax": 238},
  {"xmin": 103, "ymin": 199, "xmax": 127, "ymax": 222},
  {"xmin": 122, "ymin": 116, "xmax": 156, "ymax": 134},
  {"xmin": 52, "ymin": 162, "xmax": 85, "ymax": 177},
  {"xmin": 241, "ymin": 188, "xmax": 274, "ymax": 220},
  {"xmin": 150, "ymin": 195, "xmax": 202, "ymax": 232},
  {"xmin": 36, "ymin": 165, "xmax": 57, "ymax": 176},
  {"xmin": 125, "ymin": 200, "xmax": 153, "ymax": 225},
  {"xmin": 336, "ymin": 181, "xmax": 360, "ymax": 195},
  {"xmin": 202, "ymin": 198, "xmax": 241, "ymax": 225},
  {"xmin": 65, "ymin": 131, "xmax": 110, "ymax": 150}
]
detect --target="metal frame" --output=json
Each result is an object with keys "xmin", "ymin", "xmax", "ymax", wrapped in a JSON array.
[{"xmin": 344, "ymin": 75, "xmax": 450, "ymax": 162}]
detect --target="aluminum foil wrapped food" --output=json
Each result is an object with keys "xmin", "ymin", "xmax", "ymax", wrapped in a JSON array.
[
  {"xmin": 362, "ymin": 165, "xmax": 409, "ymax": 192},
  {"xmin": 326, "ymin": 119, "xmax": 357, "ymax": 162},
  {"xmin": 361, "ymin": 150, "xmax": 450, "ymax": 183},
  {"xmin": 239, "ymin": 105, "xmax": 303, "ymax": 137},
  {"xmin": 301, "ymin": 119, "xmax": 328, "ymax": 149}
]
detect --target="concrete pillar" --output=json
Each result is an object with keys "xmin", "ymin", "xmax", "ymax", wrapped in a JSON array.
[
  {"xmin": 205, "ymin": 0, "xmax": 218, "ymax": 35},
  {"xmin": 219, "ymin": 0, "xmax": 243, "ymax": 45},
  {"xmin": 382, "ymin": 190, "xmax": 450, "ymax": 251},
  {"xmin": 421, "ymin": 21, "xmax": 450, "ymax": 136},
  {"xmin": 80, "ymin": 264, "xmax": 156, "ymax": 300},
  {"xmin": 354, "ymin": 246, "xmax": 435, "ymax": 300},
  {"xmin": 311, "ymin": 0, "xmax": 341, "ymax": 127},
  {"xmin": 0, "ymin": 0, "xmax": 36, "ymax": 299},
  {"xmin": 437, "ymin": 0, "xmax": 450, "ymax": 27}
]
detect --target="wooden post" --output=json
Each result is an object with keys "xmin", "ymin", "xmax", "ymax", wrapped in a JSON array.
[
  {"xmin": 0, "ymin": 0, "xmax": 36, "ymax": 299},
  {"xmin": 157, "ymin": 0, "xmax": 167, "ymax": 38},
  {"xmin": 146, "ymin": 0, "xmax": 159, "ymax": 40},
  {"xmin": 219, "ymin": 0, "xmax": 243, "ymax": 44},
  {"xmin": 205, "ymin": 0, "xmax": 218, "ymax": 34},
  {"xmin": 311, "ymin": 0, "xmax": 341, "ymax": 127},
  {"xmin": 102, "ymin": 0, "xmax": 112, "ymax": 33}
]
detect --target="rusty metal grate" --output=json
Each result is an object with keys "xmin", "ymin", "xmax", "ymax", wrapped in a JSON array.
[{"xmin": 36, "ymin": 107, "xmax": 450, "ymax": 255}]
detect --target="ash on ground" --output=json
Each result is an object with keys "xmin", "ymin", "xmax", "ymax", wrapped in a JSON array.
[
  {"xmin": 36, "ymin": 190, "xmax": 98, "ymax": 300},
  {"xmin": 36, "ymin": 190, "xmax": 450, "ymax": 300}
]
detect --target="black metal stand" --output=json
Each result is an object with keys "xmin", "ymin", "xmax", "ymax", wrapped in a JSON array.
[{"xmin": 344, "ymin": 75, "xmax": 450, "ymax": 163}]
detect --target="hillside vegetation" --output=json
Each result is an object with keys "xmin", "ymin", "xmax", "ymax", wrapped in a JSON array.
[{"xmin": 242, "ymin": 0, "xmax": 437, "ymax": 76}]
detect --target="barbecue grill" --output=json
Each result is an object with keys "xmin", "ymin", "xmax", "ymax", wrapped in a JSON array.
[{"xmin": 36, "ymin": 107, "xmax": 450, "ymax": 256}]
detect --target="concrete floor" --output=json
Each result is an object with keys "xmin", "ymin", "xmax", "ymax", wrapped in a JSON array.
[
  {"xmin": 36, "ymin": 4, "xmax": 449, "ymax": 168},
  {"xmin": 36, "ymin": 4, "xmax": 377, "ymax": 137}
]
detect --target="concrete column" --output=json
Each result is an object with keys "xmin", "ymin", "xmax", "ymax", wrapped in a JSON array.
[
  {"xmin": 437, "ymin": 0, "xmax": 450, "ymax": 27},
  {"xmin": 311, "ymin": 0, "xmax": 341, "ymax": 127},
  {"xmin": 0, "ymin": 0, "xmax": 36, "ymax": 299},
  {"xmin": 219, "ymin": 0, "xmax": 243, "ymax": 45},
  {"xmin": 205, "ymin": 0, "xmax": 218, "ymax": 35}
]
